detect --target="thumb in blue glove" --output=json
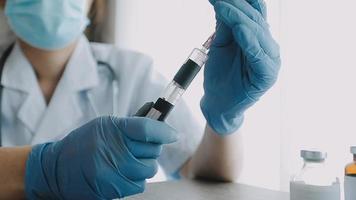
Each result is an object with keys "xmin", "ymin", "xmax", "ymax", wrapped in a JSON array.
[
  {"xmin": 201, "ymin": 0, "xmax": 281, "ymax": 135},
  {"xmin": 25, "ymin": 116, "xmax": 178, "ymax": 199}
]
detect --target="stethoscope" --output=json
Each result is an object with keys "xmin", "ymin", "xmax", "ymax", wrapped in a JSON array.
[{"xmin": 0, "ymin": 44, "xmax": 115, "ymax": 147}]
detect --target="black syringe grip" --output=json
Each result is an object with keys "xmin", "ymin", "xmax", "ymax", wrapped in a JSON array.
[
  {"xmin": 134, "ymin": 99, "xmax": 174, "ymax": 122},
  {"xmin": 152, "ymin": 98, "xmax": 174, "ymax": 121},
  {"xmin": 173, "ymin": 59, "xmax": 201, "ymax": 90}
]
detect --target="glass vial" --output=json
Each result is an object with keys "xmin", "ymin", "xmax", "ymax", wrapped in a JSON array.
[
  {"xmin": 344, "ymin": 146, "xmax": 356, "ymax": 200},
  {"xmin": 290, "ymin": 150, "xmax": 340, "ymax": 200}
]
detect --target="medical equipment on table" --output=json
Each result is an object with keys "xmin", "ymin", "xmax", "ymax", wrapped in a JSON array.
[
  {"xmin": 290, "ymin": 149, "xmax": 340, "ymax": 200},
  {"xmin": 135, "ymin": 32, "xmax": 216, "ymax": 121},
  {"xmin": 344, "ymin": 146, "xmax": 356, "ymax": 200}
]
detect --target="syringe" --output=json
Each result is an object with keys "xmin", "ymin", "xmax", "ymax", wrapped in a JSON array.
[{"xmin": 135, "ymin": 32, "xmax": 216, "ymax": 121}]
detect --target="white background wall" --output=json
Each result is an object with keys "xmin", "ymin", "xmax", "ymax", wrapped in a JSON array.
[
  {"xmin": 112, "ymin": 0, "xmax": 356, "ymax": 192},
  {"xmin": 279, "ymin": 0, "xmax": 356, "ymax": 191}
]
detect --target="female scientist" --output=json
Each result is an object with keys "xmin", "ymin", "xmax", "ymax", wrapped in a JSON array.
[{"xmin": 0, "ymin": 0, "xmax": 280, "ymax": 199}]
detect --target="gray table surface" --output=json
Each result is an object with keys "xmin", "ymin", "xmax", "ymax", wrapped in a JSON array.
[{"xmin": 125, "ymin": 180, "xmax": 289, "ymax": 200}]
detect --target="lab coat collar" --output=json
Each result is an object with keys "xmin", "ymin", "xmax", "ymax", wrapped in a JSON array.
[
  {"xmin": 31, "ymin": 36, "xmax": 100, "ymax": 143},
  {"xmin": 1, "ymin": 36, "xmax": 99, "ymax": 93},
  {"xmin": 1, "ymin": 43, "xmax": 46, "ymax": 133},
  {"xmin": 1, "ymin": 43, "xmax": 39, "ymax": 92},
  {"xmin": 60, "ymin": 36, "xmax": 99, "ymax": 92},
  {"xmin": 1, "ymin": 36, "xmax": 99, "ymax": 138}
]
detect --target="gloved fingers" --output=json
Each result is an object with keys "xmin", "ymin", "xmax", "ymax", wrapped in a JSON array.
[
  {"xmin": 119, "ymin": 180, "xmax": 146, "ymax": 198},
  {"xmin": 214, "ymin": 0, "xmax": 269, "ymax": 29},
  {"xmin": 85, "ymin": 163, "xmax": 146, "ymax": 199},
  {"xmin": 235, "ymin": 24, "xmax": 280, "ymax": 80},
  {"xmin": 211, "ymin": 20, "xmax": 234, "ymax": 47},
  {"xmin": 137, "ymin": 159, "xmax": 159, "ymax": 179},
  {"xmin": 209, "ymin": 0, "xmax": 217, "ymax": 5},
  {"xmin": 112, "ymin": 117, "xmax": 178, "ymax": 144},
  {"xmin": 123, "ymin": 159, "xmax": 159, "ymax": 181},
  {"xmin": 214, "ymin": 1, "xmax": 279, "ymax": 59},
  {"xmin": 211, "ymin": 0, "xmax": 268, "ymax": 49},
  {"xmin": 211, "ymin": 0, "xmax": 267, "ymax": 19},
  {"xmin": 245, "ymin": 0, "xmax": 267, "ymax": 19},
  {"xmin": 106, "ymin": 176, "xmax": 145, "ymax": 199},
  {"xmin": 124, "ymin": 136, "xmax": 163, "ymax": 159},
  {"xmin": 244, "ymin": 61, "xmax": 278, "ymax": 97}
]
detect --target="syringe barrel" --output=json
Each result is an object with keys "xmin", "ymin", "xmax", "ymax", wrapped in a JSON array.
[
  {"xmin": 161, "ymin": 81, "xmax": 185, "ymax": 105},
  {"xmin": 144, "ymin": 80, "xmax": 184, "ymax": 121},
  {"xmin": 144, "ymin": 48, "xmax": 209, "ymax": 121},
  {"xmin": 173, "ymin": 48, "xmax": 208, "ymax": 90}
]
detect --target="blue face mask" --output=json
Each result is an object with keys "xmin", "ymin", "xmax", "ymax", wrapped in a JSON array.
[{"xmin": 5, "ymin": 0, "xmax": 90, "ymax": 50}]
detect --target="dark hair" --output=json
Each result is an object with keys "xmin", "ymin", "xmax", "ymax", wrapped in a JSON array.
[{"xmin": 85, "ymin": 0, "xmax": 107, "ymax": 42}]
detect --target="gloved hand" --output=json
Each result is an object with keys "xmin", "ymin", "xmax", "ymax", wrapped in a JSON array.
[
  {"xmin": 201, "ymin": 0, "xmax": 281, "ymax": 134},
  {"xmin": 25, "ymin": 116, "xmax": 178, "ymax": 200}
]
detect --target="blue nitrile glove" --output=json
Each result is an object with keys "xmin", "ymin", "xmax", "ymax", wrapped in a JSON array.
[
  {"xmin": 25, "ymin": 116, "xmax": 178, "ymax": 200},
  {"xmin": 201, "ymin": 0, "xmax": 281, "ymax": 134}
]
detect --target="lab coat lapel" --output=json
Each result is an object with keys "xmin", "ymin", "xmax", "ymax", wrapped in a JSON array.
[
  {"xmin": 31, "ymin": 37, "xmax": 99, "ymax": 144},
  {"xmin": 2, "ymin": 43, "xmax": 46, "ymax": 134},
  {"xmin": 17, "ymin": 93, "xmax": 46, "ymax": 134},
  {"xmin": 31, "ymin": 85, "xmax": 83, "ymax": 144}
]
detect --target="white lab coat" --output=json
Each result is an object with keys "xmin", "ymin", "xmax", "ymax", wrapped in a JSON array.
[{"xmin": 1, "ymin": 36, "xmax": 203, "ymax": 175}]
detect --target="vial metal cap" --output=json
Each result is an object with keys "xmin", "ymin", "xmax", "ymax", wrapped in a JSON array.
[
  {"xmin": 301, "ymin": 150, "xmax": 327, "ymax": 162},
  {"xmin": 351, "ymin": 146, "xmax": 356, "ymax": 154}
]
